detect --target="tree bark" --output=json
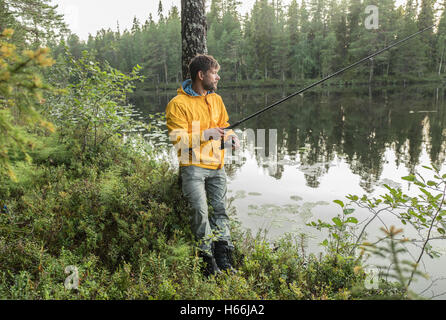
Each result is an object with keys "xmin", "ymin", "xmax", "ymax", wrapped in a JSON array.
[
  {"xmin": 164, "ymin": 59, "xmax": 168, "ymax": 84},
  {"xmin": 369, "ymin": 58, "xmax": 374, "ymax": 84},
  {"xmin": 181, "ymin": 0, "xmax": 208, "ymax": 81},
  {"xmin": 439, "ymin": 45, "xmax": 445, "ymax": 76}
]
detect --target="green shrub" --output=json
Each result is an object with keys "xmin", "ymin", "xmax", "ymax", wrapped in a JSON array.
[{"xmin": 1, "ymin": 130, "xmax": 404, "ymax": 299}]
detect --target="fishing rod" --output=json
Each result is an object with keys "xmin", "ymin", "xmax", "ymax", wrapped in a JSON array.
[{"xmin": 222, "ymin": 24, "xmax": 435, "ymax": 149}]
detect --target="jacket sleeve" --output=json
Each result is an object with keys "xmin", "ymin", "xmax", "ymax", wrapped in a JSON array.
[
  {"xmin": 166, "ymin": 100, "xmax": 205, "ymax": 149},
  {"xmin": 218, "ymin": 98, "xmax": 236, "ymax": 140}
]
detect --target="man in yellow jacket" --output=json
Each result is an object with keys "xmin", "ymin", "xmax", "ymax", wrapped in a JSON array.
[{"xmin": 166, "ymin": 54, "xmax": 240, "ymax": 276}]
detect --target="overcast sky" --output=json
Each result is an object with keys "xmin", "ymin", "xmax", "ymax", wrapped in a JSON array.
[
  {"xmin": 51, "ymin": 0, "xmax": 408, "ymax": 41},
  {"xmin": 51, "ymin": 0, "xmax": 263, "ymax": 40}
]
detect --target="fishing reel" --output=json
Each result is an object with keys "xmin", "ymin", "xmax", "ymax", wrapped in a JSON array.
[{"xmin": 221, "ymin": 136, "xmax": 236, "ymax": 150}]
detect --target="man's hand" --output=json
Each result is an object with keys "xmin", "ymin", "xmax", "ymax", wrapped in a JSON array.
[{"xmin": 203, "ymin": 127, "xmax": 225, "ymax": 141}]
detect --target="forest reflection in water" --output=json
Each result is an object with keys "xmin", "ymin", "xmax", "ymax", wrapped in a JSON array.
[
  {"xmin": 133, "ymin": 84, "xmax": 446, "ymax": 298},
  {"xmin": 133, "ymin": 84, "xmax": 446, "ymax": 193},
  {"xmin": 221, "ymin": 85, "xmax": 446, "ymax": 191}
]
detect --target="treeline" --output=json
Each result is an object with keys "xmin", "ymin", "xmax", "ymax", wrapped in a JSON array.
[{"xmin": 55, "ymin": 0, "xmax": 446, "ymax": 86}]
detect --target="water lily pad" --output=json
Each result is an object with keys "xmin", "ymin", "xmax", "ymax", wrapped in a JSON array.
[
  {"xmin": 248, "ymin": 192, "xmax": 262, "ymax": 196},
  {"xmin": 283, "ymin": 204, "xmax": 300, "ymax": 214},
  {"xmin": 379, "ymin": 178, "xmax": 402, "ymax": 190},
  {"xmin": 299, "ymin": 201, "xmax": 330, "ymax": 222},
  {"xmin": 234, "ymin": 190, "xmax": 247, "ymax": 199},
  {"xmin": 290, "ymin": 195, "xmax": 303, "ymax": 202}
]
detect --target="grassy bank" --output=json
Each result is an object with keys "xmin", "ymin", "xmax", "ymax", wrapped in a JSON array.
[{"xmin": 0, "ymin": 130, "xmax": 405, "ymax": 300}]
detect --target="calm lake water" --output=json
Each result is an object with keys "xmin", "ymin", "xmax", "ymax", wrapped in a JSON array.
[{"xmin": 131, "ymin": 84, "xmax": 446, "ymax": 299}]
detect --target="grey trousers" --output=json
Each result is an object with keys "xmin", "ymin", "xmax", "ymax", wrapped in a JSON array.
[{"xmin": 180, "ymin": 165, "xmax": 233, "ymax": 254}]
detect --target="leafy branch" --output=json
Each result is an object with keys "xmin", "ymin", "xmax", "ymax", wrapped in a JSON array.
[{"xmin": 308, "ymin": 164, "xmax": 446, "ymax": 297}]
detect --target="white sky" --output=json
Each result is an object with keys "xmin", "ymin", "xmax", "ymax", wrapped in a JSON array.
[
  {"xmin": 51, "ymin": 0, "xmax": 257, "ymax": 40},
  {"xmin": 52, "ymin": 0, "xmax": 407, "ymax": 41}
]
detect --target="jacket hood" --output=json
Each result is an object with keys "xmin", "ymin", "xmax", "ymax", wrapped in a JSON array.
[{"xmin": 180, "ymin": 79, "xmax": 213, "ymax": 97}]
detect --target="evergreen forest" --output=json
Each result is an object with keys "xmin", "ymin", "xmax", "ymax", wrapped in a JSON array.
[{"xmin": 57, "ymin": 0, "xmax": 446, "ymax": 87}]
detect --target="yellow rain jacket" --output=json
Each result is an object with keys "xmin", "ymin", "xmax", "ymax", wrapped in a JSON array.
[{"xmin": 166, "ymin": 81, "xmax": 233, "ymax": 170}]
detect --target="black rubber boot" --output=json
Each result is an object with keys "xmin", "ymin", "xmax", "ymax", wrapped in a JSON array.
[
  {"xmin": 214, "ymin": 241, "xmax": 237, "ymax": 274},
  {"xmin": 199, "ymin": 251, "xmax": 222, "ymax": 277}
]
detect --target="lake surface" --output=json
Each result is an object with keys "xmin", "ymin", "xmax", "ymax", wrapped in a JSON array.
[{"xmin": 131, "ymin": 84, "xmax": 446, "ymax": 299}]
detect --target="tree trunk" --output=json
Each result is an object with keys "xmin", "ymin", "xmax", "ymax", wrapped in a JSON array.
[
  {"xmin": 181, "ymin": 0, "xmax": 208, "ymax": 81},
  {"xmin": 369, "ymin": 58, "xmax": 374, "ymax": 84},
  {"xmin": 164, "ymin": 59, "xmax": 168, "ymax": 84},
  {"xmin": 439, "ymin": 45, "xmax": 445, "ymax": 76}
]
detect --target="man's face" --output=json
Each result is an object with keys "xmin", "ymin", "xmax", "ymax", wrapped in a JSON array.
[{"xmin": 202, "ymin": 67, "xmax": 221, "ymax": 91}]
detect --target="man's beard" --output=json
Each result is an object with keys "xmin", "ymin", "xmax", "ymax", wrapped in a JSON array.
[{"xmin": 203, "ymin": 80, "xmax": 217, "ymax": 92}]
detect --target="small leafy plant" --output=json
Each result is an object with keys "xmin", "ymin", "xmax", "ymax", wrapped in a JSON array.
[
  {"xmin": 308, "ymin": 164, "xmax": 446, "ymax": 298},
  {"xmin": 47, "ymin": 48, "xmax": 144, "ymax": 154}
]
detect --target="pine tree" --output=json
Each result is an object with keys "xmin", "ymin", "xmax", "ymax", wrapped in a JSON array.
[
  {"xmin": 207, "ymin": 0, "xmax": 223, "ymax": 29},
  {"xmin": 393, "ymin": 0, "xmax": 425, "ymax": 77},
  {"xmin": 348, "ymin": 1, "xmax": 383, "ymax": 82},
  {"xmin": 142, "ymin": 14, "xmax": 162, "ymax": 84},
  {"xmin": 158, "ymin": 0, "xmax": 164, "ymax": 22},
  {"xmin": 346, "ymin": 0, "xmax": 363, "ymax": 67},
  {"xmin": 376, "ymin": 0, "xmax": 398, "ymax": 77},
  {"xmin": 156, "ymin": 1, "xmax": 169, "ymax": 84},
  {"xmin": 331, "ymin": 0, "xmax": 349, "ymax": 73},
  {"xmin": 220, "ymin": 0, "xmax": 243, "ymax": 81},
  {"xmin": 319, "ymin": 0, "xmax": 338, "ymax": 77},
  {"xmin": 207, "ymin": 0, "xmax": 224, "ymax": 65},
  {"xmin": 417, "ymin": 0, "xmax": 436, "ymax": 73},
  {"xmin": 298, "ymin": 0, "xmax": 314, "ymax": 79},
  {"xmin": 131, "ymin": 17, "xmax": 141, "ymax": 35},
  {"xmin": 437, "ymin": 1, "xmax": 446, "ymax": 75},
  {"xmin": 1, "ymin": 0, "xmax": 68, "ymax": 46},
  {"xmin": 287, "ymin": 0, "xmax": 300, "ymax": 80},
  {"xmin": 66, "ymin": 34, "xmax": 85, "ymax": 60},
  {"xmin": 249, "ymin": 0, "xmax": 275, "ymax": 79},
  {"xmin": 166, "ymin": 6, "xmax": 181, "ymax": 83},
  {"xmin": 240, "ymin": 12, "xmax": 255, "ymax": 80},
  {"xmin": 271, "ymin": 0, "xmax": 287, "ymax": 81}
]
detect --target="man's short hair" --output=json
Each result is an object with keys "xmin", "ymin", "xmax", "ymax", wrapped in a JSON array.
[{"xmin": 189, "ymin": 54, "xmax": 220, "ymax": 82}]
